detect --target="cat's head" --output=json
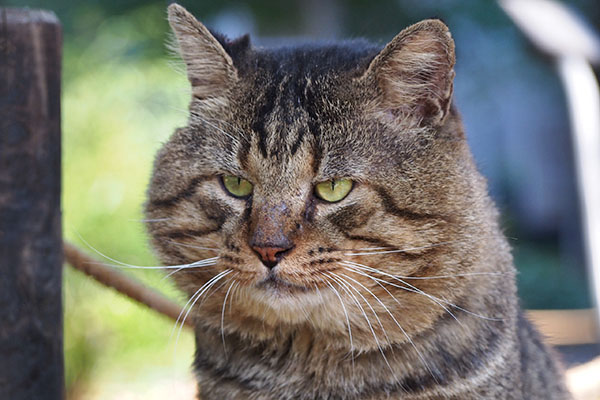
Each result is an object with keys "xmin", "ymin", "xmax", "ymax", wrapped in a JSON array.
[{"xmin": 146, "ymin": 4, "xmax": 502, "ymax": 350}]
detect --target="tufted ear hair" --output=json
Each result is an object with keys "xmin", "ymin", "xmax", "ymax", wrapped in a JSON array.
[
  {"xmin": 167, "ymin": 3, "xmax": 238, "ymax": 105},
  {"xmin": 362, "ymin": 19, "xmax": 456, "ymax": 127}
]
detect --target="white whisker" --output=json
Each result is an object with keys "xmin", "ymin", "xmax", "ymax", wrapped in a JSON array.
[
  {"xmin": 161, "ymin": 260, "xmax": 218, "ymax": 281},
  {"xmin": 341, "ymin": 270, "xmax": 438, "ymax": 382},
  {"xmin": 337, "ymin": 274, "xmax": 392, "ymax": 345},
  {"xmin": 171, "ymin": 268, "xmax": 228, "ymax": 339},
  {"xmin": 395, "ymin": 272, "xmax": 506, "ymax": 280},
  {"xmin": 341, "ymin": 261, "xmax": 501, "ymax": 322},
  {"xmin": 88, "ymin": 260, "xmax": 215, "ymax": 270},
  {"xmin": 75, "ymin": 231, "xmax": 219, "ymax": 270},
  {"xmin": 197, "ymin": 276, "xmax": 233, "ymax": 310},
  {"xmin": 171, "ymin": 284, "xmax": 204, "ymax": 340},
  {"xmin": 345, "ymin": 240, "xmax": 461, "ymax": 256},
  {"xmin": 321, "ymin": 275, "xmax": 355, "ymax": 367},
  {"xmin": 174, "ymin": 269, "xmax": 233, "ymax": 352},
  {"xmin": 221, "ymin": 280, "xmax": 237, "ymax": 355},
  {"xmin": 341, "ymin": 261, "xmax": 463, "ymax": 327},
  {"xmin": 326, "ymin": 272, "xmax": 397, "ymax": 380}
]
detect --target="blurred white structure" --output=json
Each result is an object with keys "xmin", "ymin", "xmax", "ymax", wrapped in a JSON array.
[{"xmin": 500, "ymin": 0, "xmax": 600, "ymax": 337}]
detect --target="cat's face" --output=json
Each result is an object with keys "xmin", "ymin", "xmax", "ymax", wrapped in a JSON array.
[{"xmin": 146, "ymin": 4, "xmax": 495, "ymax": 350}]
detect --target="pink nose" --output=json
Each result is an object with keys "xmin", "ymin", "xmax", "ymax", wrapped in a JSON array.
[{"xmin": 251, "ymin": 245, "xmax": 292, "ymax": 269}]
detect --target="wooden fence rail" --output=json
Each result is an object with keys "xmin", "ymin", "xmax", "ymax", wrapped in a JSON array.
[{"xmin": 0, "ymin": 8, "xmax": 63, "ymax": 400}]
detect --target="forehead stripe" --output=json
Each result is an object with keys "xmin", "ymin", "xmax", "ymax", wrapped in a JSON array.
[{"xmin": 251, "ymin": 78, "xmax": 278, "ymax": 159}]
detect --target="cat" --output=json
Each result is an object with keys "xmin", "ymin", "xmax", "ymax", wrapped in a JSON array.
[{"xmin": 145, "ymin": 4, "xmax": 572, "ymax": 399}]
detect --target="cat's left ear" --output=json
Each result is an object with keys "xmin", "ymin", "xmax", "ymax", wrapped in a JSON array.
[
  {"xmin": 168, "ymin": 4, "xmax": 237, "ymax": 103},
  {"xmin": 361, "ymin": 20, "xmax": 455, "ymax": 127}
]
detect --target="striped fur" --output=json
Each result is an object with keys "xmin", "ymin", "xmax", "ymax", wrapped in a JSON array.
[{"xmin": 145, "ymin": 4, "xmax": 571, "ymax": 399}]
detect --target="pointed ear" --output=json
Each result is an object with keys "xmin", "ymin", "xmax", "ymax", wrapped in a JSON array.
[
  {"xmin": 362, "ymin": 20, "xmax": 455, "ymax": 127},
  {"xmin": 167, "ymin": 4, "xmax": 237, "ymax": 102}
]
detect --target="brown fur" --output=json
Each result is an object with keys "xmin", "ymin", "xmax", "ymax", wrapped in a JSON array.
[{"xmin": 145, "ymin": 4, "xmax": 572, "ymax": 399}]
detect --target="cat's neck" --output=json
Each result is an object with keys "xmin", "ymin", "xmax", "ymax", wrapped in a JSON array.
[{"xmin": 193, "ymin": 286, "xmax": 515, "ymax": 399}]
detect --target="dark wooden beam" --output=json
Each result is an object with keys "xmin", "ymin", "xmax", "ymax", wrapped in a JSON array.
[{"xmin": 0, "ymin": 8, "xmax": 63, "ymax": 399}]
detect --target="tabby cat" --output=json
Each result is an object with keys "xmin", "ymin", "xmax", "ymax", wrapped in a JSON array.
[{"xmin": 145, "ymin": 4, "xmax": 572, "ymax": 399}]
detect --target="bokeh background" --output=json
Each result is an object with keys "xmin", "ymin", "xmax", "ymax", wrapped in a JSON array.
[{"xmin": 3, "ymin": 0, "xmax": 600, "ymax": 398}]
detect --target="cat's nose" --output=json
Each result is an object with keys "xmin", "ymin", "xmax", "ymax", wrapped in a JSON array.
[
  {"xmin": 249, "ymin": 201, "xmax": 296, "ymax": 268},
  {"xmin": 251, "ymin": 244, "xmax": 294, "ymax": 269}
]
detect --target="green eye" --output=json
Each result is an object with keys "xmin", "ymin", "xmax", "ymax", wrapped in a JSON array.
[
  {"xmin": 315, "ymin": 178, "xmax": 353, "ymax": 202},
  {"xmin": 222, "ymin": 175, "xmax": 253, "ymax": 198}
]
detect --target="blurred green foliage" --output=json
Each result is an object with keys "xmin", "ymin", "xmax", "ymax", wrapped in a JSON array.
[{"xmin": 514, "ymin": 242, "xmax": 590, "ymax": 309}]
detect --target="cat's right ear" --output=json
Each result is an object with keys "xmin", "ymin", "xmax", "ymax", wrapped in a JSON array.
[
  {"xmin": 361, "ymin": 19, "xmax": 455, "ymax": 128},
  {"xmin": 167, "ymin": 4, "xmax": 237, "ymax": 103}
]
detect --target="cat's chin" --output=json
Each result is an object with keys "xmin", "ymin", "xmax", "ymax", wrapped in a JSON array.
[
  {"xmin": 257, "ymin": 273, "xmax": 309, "ymax": 295},
  {"xmin": 238, "ymin": 274, "xmax": 330, "ymax": 324}
]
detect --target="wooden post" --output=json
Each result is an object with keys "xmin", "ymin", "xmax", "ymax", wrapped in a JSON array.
[{"xmin": 0, "ymin": 8, "xmax": 63, "ymax": 399}]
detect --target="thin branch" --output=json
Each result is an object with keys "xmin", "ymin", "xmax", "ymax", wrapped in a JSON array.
[{"xmin": 63, "ymin": 241, "xmax": 193, "ymax": 328}]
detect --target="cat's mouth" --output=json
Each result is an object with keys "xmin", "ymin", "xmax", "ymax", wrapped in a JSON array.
[{"xmin": 257, "ymin": 273, "xmax": 309, "ymax": 294}]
